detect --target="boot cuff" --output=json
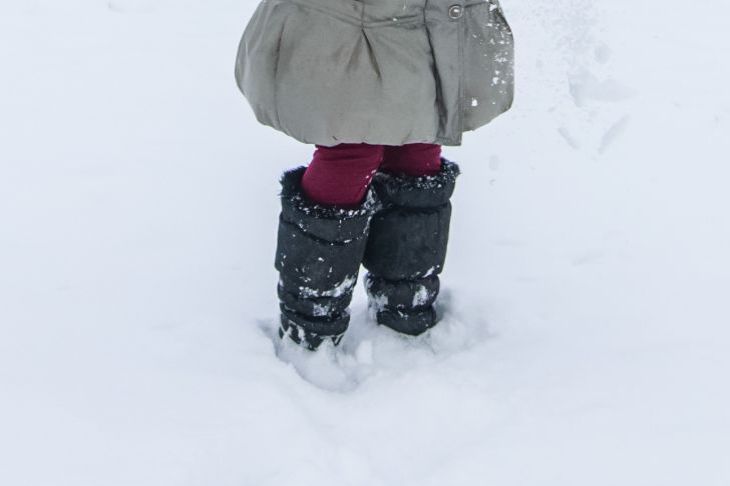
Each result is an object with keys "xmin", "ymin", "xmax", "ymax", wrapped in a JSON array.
[
  {"xmin": 373, "ymin": 158, "xmax": 461, "ymax": 208},
  {"xmin": 279, "ymin": 167, "xmax": 377, "ymax": 243}
]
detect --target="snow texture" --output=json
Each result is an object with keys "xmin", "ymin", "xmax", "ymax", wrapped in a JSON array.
[
  {"xmin": 1, "ymin": 0, "xmax": 730, "ymax": 485},
  {"xmin": 411, "ymin": 285, "xmax": 431, "ymax": 307},
  {"xmin": 300, "ymin": 275, "xmax": 357, "ymax": 299}
]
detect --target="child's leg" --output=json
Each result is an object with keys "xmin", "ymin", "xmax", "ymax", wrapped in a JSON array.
[
  {"xmin": 302, "ymin": 143, "xmax": 385, "ymax": 207},
  {"xmin": 275, "ymin": 143, "xmax": 382, "ymax": 350},
  {"xmin": 381, "ymin": 143, "xmax": 442, "ymax": 176},
  {"xmin": 362, "ymin": 143, "xmax": 459, "ymax": 336}
]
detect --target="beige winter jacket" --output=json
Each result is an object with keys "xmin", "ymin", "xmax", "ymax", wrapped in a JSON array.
[{"xmin": 235, "ymin": 0, "xmax": 514, "ymax": 146}]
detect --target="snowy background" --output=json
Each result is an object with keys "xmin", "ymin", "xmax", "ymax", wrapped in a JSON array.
[{"xmin": 1, "ymin": 0, "xmax": 729, "ymax": 484}]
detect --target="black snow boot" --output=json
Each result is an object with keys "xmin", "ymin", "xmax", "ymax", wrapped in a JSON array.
[
  {"xmin": 362, "ymin": 159, "xmax": 460, "ymax": 335},
  {"xmin": 275, "ymin": 167, "xmax": 377, "ymax": 350}
]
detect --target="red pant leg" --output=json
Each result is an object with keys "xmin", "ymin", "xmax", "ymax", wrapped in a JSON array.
[
  {"xmin": 301, "ymin": 143, "xmax": 384, "ymax": 207},
  {"xmin": 381, "ymin": 143, "xmax": 442, "ymax": 177}
]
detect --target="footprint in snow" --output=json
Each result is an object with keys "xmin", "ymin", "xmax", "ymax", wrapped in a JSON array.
[
  {"xmin": 599, "ymin": 115, "xmax": 631, "ymax": 154},
  {"xmin": 568, "ymin": 69, "xmax": 635, "ymax": 108}
]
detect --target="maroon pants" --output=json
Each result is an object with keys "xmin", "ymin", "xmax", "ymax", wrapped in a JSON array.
[{"xmin": 302, "ymin": 143, "xmax": 442, "ymax": 207}]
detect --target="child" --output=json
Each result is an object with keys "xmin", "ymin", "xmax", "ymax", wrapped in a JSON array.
[{"xmin": 235, "ymin": 0, "xmax": 514, "ymax": 350}]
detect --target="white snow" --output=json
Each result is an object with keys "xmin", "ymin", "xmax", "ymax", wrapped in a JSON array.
[
  {"xmin": 300, "ymin": 274, "xmax": 357, "ymax": 299},
  {"xmin": 1, "ymin": 0, "xmax": 730, "ymax": 485},
  {"xmin": 411, "ymin": 285, "xmax": 431, "ymax": 307}
]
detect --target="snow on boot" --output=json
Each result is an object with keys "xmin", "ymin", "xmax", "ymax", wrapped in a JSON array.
[
  {"xmin": 363, "ymin": 159, "xmax": 460, "ymax": 336},
  {"xmin": 275, "ymin": 167, "xmax": 377, "ymax": 350}
]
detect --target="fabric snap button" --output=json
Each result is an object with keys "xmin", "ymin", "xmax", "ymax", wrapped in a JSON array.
[{"xmin": 448, "ymin": 4, "xmax": 463, "ymax": 19}]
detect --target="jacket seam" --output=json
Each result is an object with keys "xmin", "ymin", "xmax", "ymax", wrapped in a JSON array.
[{"xmin": 284, "ymin": 0, "xmax": 424, "ymax": 28}]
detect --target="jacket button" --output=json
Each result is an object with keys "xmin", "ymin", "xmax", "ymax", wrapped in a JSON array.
[{"xmin": 448, "ymin": 4, "xmax": 463, "ymax": 19}]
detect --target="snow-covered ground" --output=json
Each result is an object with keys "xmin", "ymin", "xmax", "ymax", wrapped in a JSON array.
[{"xmin": 1, "ymin": 0, "xmax": 729, "ymax": 484}]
